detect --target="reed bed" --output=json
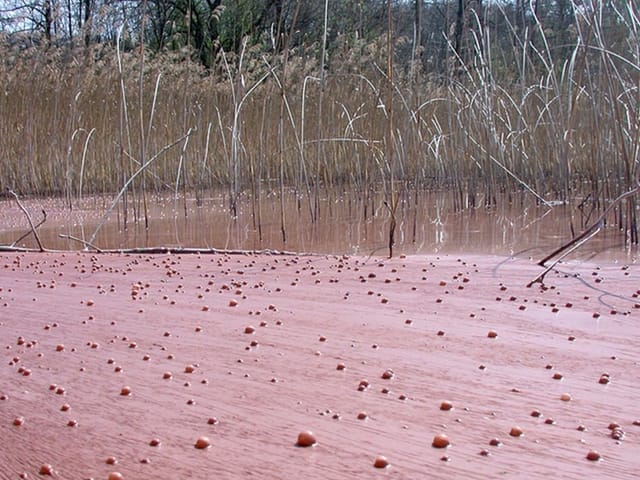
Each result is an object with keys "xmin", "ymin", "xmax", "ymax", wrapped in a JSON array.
[{"xmin": 0, "ymin": 3, "xmax": 638, "ymax": 246}]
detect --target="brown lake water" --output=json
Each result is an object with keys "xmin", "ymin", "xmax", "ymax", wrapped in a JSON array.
[{"xmin": 0, "ymin": 190, "xmax": 637, "ymax": 262}]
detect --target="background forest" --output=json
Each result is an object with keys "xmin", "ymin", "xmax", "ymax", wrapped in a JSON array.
[{"xmin": 0, "ymin": 0, "xmax": 639, "ymax": 243}]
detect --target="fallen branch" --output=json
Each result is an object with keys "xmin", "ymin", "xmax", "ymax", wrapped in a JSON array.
[
  {"xmin": 531, "ymin": 176, "xmax": 639, "ymax": 285},
  {"xmin": 527, "ymin": 226, "xmax": 601, "ymax": 287},
  {"xmin": 0, "ymin": 244, "xmax": 316, "ymax": 256},
  {"xmin": 8, "ymin": 190, "xmax": 46, "ymax": 252}
]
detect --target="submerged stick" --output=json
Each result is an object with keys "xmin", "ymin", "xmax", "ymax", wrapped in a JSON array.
[
  {"xmin": 8, "ymin": 190, "xmax": 46, "ymax": 252},
  {"xmin": 58, "ymin": 234, "xmax": 104, "ymax": 253}
]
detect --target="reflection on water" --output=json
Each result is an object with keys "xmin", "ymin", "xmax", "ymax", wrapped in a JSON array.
[{"xmin": 0, "ymin": 190, "xmax": 637, "ymax": 262}]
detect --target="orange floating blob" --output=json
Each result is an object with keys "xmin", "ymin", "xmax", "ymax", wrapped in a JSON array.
[
  {"xmin": 195, "ymin": 436, "xmax": 211, "ymax": 449},
  {"xmin": 440, "ymin": 401, "xmax": 453, "ymax": 411},
  {"xmin": 184, "ymin": 365, "xmax": 195, "ymax": 373},
  {"xmin": 560, "ymin": 393, "xmax": 572, "ymax": 402},
  {"xmin": 487, "ymin": 330, "xmax": 498, "ymax": 338},
  {"xmin": 509, "ymin": 426, "xmax": 524, "ymax": 437},
  {"xmin": 120, "ymin": 386, "xmax": 132, "ymax": 396},
  {"xmin": 108, "ymin": 473, "xmax": 124, "ymax": 480},
  {"xmin": 296, "ymin": 431, "xmax": 317, "ymax": 447},
  {"xmin": 373, "ymin": 456, "xmax": 389, "ymax": 468},
  {"xmin": 586, "ymin": 450, "xmax": 601, "ymax": 461},
  {"xmin": 432, "ymin": 434, "xmax": 450, "ymax": 448},
  {"xmin": 13, "ymin": 416, "xmax": 24, "ymax": 426},
  {"xmin": 39, "ymin": 464, "xmax": 53, "ymax": 475}
]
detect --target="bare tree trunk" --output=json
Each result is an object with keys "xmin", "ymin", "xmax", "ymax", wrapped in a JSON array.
[
  {"xmin": 415, "ymin": 0, "xmax": 422, "ymax": 62},
  {"xmin": 66, "ymin": 0, "xmax": 72, "ymax": 42},
  {"xmin": 44, "ymin": 0, "xmax": 54, "ymax": 45},
  {"xmin": 386, "ymin": 0, "xmax": 397, "ymax": 258},
  {"xmin": 454, "ymin": 0, "xmax": 465, "ymax": 61},
  {"xmin": 83, "ymin": 0, "xmax": 92, "ymax": 47}
]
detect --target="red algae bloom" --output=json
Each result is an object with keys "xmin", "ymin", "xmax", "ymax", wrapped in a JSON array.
[{"xmin": 296, "ymin": 431, "xmax": 317, "ymax": 447}]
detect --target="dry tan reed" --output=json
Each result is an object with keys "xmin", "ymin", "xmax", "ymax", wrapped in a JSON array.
[{"xmin": 0, "ymin": 5, "xmax": 638, "ymax": 243}]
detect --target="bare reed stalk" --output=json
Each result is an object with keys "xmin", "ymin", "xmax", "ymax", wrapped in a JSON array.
[
  {"xmin": 116, "ymin": 26, "xmax": 133, "ymax": 230},
  {"xmin": 313, "ymin": 0, "xmax": 330, "ymax": 222},
  {"xmin": 78, "ymin": 128, "xmax": 96, "ymax": 203},
  {"xmin": 385, "ymin": 0, "xmax": 397, "ymax": 258},
  {"xmin": 138, "ymin": 1, "xmax": 149, "ymax": 228}
]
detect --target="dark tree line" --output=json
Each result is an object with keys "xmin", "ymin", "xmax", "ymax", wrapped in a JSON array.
[{"xmin": 0, "ymin": 0, "xmax": 634, "ymax": 78}]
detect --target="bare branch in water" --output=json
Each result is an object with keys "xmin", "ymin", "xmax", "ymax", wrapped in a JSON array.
[
  {"xmin": 11, "ymin": 209, "xmax": 47, "ymax": 247},
  {"xmin": 8, "ymin": 190, "xmax": 46, "ymax": 252},
  {"xmin": 531, "ymin": 171, "xmax": 640, "ymax": 286}
]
